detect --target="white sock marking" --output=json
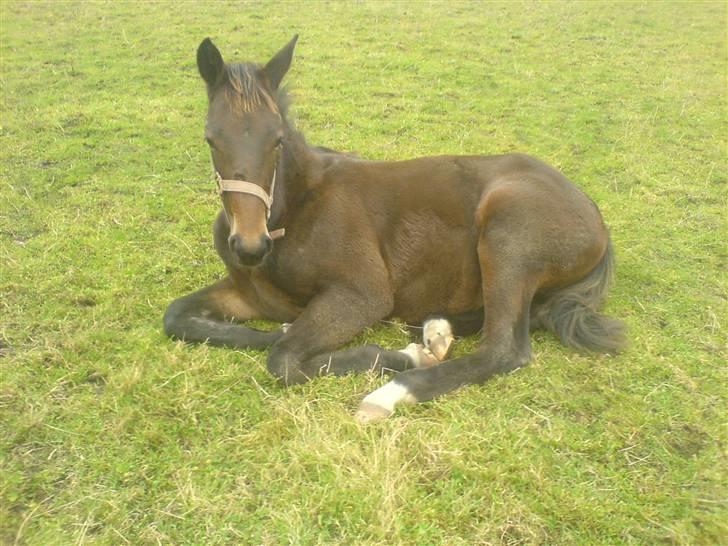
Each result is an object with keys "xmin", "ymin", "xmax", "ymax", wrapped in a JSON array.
[
  {"xmin": 423, "ymin": 318, "xmax": 453, "ymax": 346},
  {"xmin": 399, "ymin": 343, "xmax": 424, "ymax": 367},
  {"xmin": 361, "ymin": 380, "xmax": 416, "ymax": 414}
]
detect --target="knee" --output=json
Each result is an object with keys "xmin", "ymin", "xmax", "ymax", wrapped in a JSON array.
[
  {"xmin": 163, "ymin": 296, "xmax": 195, "ymax": 338},
  {"xmin": 163, "ymin": 298, "xmax": 183, "ymax": 338},
  {"xmin": 266, "ymin": 346, "xmax": 310, "ymax": 386}
]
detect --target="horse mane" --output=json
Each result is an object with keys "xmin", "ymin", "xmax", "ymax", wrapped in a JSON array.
[{"xmin": 223, "ymin": 62, "xmax": 290, "ymax": 116}]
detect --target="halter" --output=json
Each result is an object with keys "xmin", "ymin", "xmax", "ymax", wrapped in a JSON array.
[{"xmin": 215, "ymin": 168, "xmax": 285, "ymax": 240}]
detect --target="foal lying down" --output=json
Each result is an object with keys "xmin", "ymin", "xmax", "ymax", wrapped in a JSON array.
[{"xmin": 163, "ymin": 36, "xmax": 625, "ymax": 423}]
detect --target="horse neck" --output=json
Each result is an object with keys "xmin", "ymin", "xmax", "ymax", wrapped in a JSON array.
[{"xmin": 270, "ymin": 123, "xmax": 316, "ymax": 228}]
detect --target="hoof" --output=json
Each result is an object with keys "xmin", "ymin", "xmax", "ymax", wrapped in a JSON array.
[
  {"xmin": 355, "ymin": 401, "xmax": 392, "ymax": 424},
  {"xmin": 281, "ymin": 323, "xmax": 292, "ymax": 333},
  {"xmin": 357, "ymin": 380, "xmax": 415, "ymax": 423},
  {"xmin": 423, "ymin": 318, "xmax": 454, "ymax": 361},
  {"xmin": 427, "ymin": 334, "xmax": 454, "ymax": 361}
]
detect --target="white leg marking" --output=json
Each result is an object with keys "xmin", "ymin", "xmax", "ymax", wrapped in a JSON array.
[
  {"xmin": 399, "ymin": 343, "xmax": 439, "ymax": 368},
  {"xmin": 423, "ymin": 318, "xmax": 454, "ymax": 361},
  {"xmin": 423, "ymin": 318, "xmax": 453, "ymax": 343},
  {"xmin": 355, "ymin": 380, "xmax": 416, "ymax": 424}
]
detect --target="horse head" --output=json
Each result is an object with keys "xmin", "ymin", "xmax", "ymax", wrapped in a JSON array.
[{"xmin": 197, "ymin": 35, "xmax": 297, "ymax": 266}]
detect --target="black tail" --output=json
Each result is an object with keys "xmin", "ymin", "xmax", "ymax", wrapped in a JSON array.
[{"xmin": 532, "ymin": 239, "xmax": 626, "ymax": 353}]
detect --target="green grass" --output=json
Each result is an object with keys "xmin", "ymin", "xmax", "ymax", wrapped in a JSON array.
[{"xmin": 1, "ymin": 1, "xmax": 726, "ymax": 544}]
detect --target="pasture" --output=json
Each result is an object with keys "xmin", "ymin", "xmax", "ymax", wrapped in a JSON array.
[{"xmin": 1, "ymin": 1, "xmax": 726, "ymax": 544}]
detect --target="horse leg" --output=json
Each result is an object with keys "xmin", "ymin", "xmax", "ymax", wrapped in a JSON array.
[
  {"xmin": 355, "ymin": 225, "xmax": 541, "ymax": 422},
  {"xmin": 264, "ymin": 283, "xmax": 422, "ymax": 385},
  {"xmin": 163, "ymin": 277, "xmax": 283, "ymax": 348}
]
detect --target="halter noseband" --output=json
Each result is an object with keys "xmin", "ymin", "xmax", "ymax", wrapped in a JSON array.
[{"xmin": 215, "ymin": 169, "xmax": 285, "ymax": 240}]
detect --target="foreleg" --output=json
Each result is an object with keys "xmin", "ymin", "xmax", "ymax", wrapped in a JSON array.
[
  {"xmin": 163, "ymin": 277, "xmax": 283, "ymax": 348},
  {"xmin": 265, "ymin": 285, "xmax": 398, "ymax": 385}
]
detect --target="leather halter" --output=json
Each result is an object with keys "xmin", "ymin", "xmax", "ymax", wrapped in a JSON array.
[
  {"xmin": 215, "ymin": 169, "xmax": 285, "ymax": 240},
  {"xmin": 215, "ymin": 170, "xmax": 276, "ymax": 219}
]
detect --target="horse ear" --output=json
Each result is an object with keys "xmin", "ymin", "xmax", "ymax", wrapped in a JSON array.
[
  {"xmin": 263, "ymin": 35, "xmax": 298, "ymax": 90},
  {"xmin": 197, "ymin": 38, "xmax": 225, "ymax": 87}
]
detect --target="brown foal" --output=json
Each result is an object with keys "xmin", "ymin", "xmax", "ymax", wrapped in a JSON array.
[{"xmin": 163, "ymin": 36, "xmax": 625, "ymax": 422}]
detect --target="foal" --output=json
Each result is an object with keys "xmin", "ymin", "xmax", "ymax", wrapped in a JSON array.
[{"xmin": 164, "ymin": 36, "xmax": 625, "ymax": 422}]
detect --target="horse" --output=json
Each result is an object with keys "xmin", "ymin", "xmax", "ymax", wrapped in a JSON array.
[{"xmin": 163, "ymin": 36, "xmax": 625, "ymax": 423}]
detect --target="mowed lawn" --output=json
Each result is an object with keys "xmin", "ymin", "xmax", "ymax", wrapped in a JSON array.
[{"xmin": 1, "ymin": 1, "xmax": 725, "ymax": 544}]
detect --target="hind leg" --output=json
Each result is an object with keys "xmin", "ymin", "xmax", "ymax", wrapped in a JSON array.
[
  {"xmin": 355, "ymin": 178, "xmax": 616, "ymax": 421},
  {"xmin": 356, "ymin": 223, "xmax": 541, "ymax": 422},
  {"xmin": 357, "ymin": 283, "xmax": 536, "ymax": 422},
  {"xmin": 163, "ymin": 277, "xmax": 284, "ymax": 348}
]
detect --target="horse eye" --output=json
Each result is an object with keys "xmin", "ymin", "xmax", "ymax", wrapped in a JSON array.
[
  {"xmin": 205, "ymin": 136, "xmax": 216, "ymax": 149},
  {"xmin": 275, "ymin": 136, "xmax": 284, "ymax": 149}
]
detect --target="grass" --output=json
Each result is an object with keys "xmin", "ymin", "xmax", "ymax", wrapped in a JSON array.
[{"xmin": 1, "ymin": 1, "xmax": 726, "ymax": 544}]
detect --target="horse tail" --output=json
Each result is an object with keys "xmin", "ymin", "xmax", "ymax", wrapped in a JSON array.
[{"xmin": 532, "ymin": 238, "xmax": 626, "ymax": 353}]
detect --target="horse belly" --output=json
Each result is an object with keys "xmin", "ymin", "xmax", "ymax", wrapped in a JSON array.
[{"xmin": 386, "ymin": 220, "xmax": 482, "ymax": 323}]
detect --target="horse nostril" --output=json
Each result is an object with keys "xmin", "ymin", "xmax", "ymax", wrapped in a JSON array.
[
  {"xmin": 228, "ymin": 234, "xmax": 243, "ymax": 255},
  {"xmin": 261, "ymin": 235, "xmax": 273, "ymax": 253}
]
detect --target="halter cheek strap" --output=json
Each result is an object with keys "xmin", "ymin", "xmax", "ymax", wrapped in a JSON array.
[{"xmin": 215, "ymin": 170, "xmax": 285, "ymax": 240}]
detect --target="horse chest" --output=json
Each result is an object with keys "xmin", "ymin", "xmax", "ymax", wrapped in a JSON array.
[{"xmin": 261, "ymin": 241, "xmax": 322, "ymax": 304}]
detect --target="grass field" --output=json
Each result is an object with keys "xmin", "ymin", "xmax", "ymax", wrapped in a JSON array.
[{"xmin": 1, "ymin": 1, "xmax": 726, "ymax": 544}]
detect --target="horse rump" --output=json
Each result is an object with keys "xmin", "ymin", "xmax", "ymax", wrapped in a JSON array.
[{"xmin": 532, "ymin": 238, "xmax": 626, "ymax": 354}]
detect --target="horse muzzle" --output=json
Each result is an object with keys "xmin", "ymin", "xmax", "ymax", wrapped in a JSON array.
[{"xmin": 228, "ymin": 232, "xmax": 273, "ymax": 266}]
